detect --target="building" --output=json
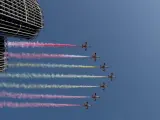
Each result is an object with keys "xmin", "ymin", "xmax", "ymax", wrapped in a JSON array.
[
  {"xmin": 0, "ymin": 0, "xmax": 44, "ymax": 72},
  {"xmin": 0, "ymin": 0, "xmax": 44, "ymax": 40},
  {"xmin": 0, "ymin": 36, "xmax": 7, "ymax": 72}
]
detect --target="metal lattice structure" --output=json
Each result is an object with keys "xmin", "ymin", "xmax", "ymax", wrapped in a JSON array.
[
  {"xmin": 0, "ymin": 36, "xmax": 7, "ymax": 72},
  {"xmin": 0, "ymin": 0, "xmax": 44, "ymax": 40}
]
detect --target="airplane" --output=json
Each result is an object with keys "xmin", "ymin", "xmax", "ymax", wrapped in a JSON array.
[
  {"xmin": 92, "ymin": 93, "xmax": 100, "ymax": 101},
  {"xmin": 108, "ymin": 72, "xmax": 116, "ymax": 81},
  {"xmin": 100, "ymin": 82, "xmax": 108, "ymax": 90},
  {"xmin": 81, "ymin": 42, "xmax": 91, "ymax": 51},
  {"xmin": 91, "ymin": 53, "xmax": 100, "ymax": 61},
  {"xmin": 83, "ymin": 102, "xmax": 92, "ymax": 109},
  {"xmin": 100, "ymin": 63, "xmax": 109, "ymax": 71}
]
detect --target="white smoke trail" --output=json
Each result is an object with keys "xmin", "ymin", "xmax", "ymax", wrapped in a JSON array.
[
  {"xmin": 0, "ymin": 73, "xmax": 107, "ymax": 79},
  {"xmin": 8, "ymin": 63, "xmax": 97, "ymax": 68},
  {"xmin": 0, "ymin": 82, "xmax": 99, "ymax": 89},
  {"xmin": 0, "ymin": 102, "xmax": 80, "ymax": 108}
]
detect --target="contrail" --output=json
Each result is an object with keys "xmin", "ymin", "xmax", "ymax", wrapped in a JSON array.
[
  {"xmin": 0, "ymin": 91, "xmax": 90, "ymax": 99},
  {"xmin": 0, "ymin": 82, "xmax": 99, "ymax": 89},
  {"xmin": 5, "ymin": 52, "xmax": 90, "ymax": 59},
  {"xmin": 7, "ymin": 41, "xmax": 77, "ymax": 48},
  {"xmin": 0, "ymin": 73, "xmax": 107, "ymax": 79},
  {"xmin": 8, "ymin": 63, "xmax": 97, "ymax": 68},
  {"xmin": 0, "ymin": 102, "xmax": 80, "ymax": 108}
]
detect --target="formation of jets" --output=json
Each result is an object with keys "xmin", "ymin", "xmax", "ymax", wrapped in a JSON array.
[
  {"xmin": 81, "ymin": 42, "xmax": 116, "ymax": 109},
  {"xmin": 2, "ymin": 41, "xmax": 115, "ymax": 109}
]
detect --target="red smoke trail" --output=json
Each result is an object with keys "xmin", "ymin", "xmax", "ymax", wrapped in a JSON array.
[
  {"xmin": 8, "ymin": 42, "xmax": 77, "ymax": 48},
  {"xmin": 0, "ymin": 102, "xmax": 81, "ymax": 108},
  {"xmin": 0, "ymin": 91, "xmax": 89, "ymax": 99},
  {"xmin": 5, "ymin": 52, "xmax": 89, "ymax": 59}
]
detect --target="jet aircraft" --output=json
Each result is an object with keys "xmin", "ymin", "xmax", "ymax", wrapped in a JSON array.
[
  {"xmin": 81, "ymin": 42, "xmax": 91, "ymax": 51},
  {"xmin": 83, "ymin": 102, "xmax": 92, "ymax": 109},
  {"xmin": 92, "ymin": 93, "xmax": 100, "ymax": 101},
  {"xmin": 100, "ymin": 63, "xmax": 109, "ymax": 71},
  {"xmin": 100, "ymin": 82, "xmax": 108, "ymax": 90},
  {"xmin": 91, "ymin": 53, "xmax": 100, "ymax": 61},
  {"xmin": 108, "ymin": 72, "xmax": 116, "ymax": 81}
]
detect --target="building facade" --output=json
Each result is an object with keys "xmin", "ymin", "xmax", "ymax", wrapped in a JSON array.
[
  {"xmin": 0, "ymin": 0, "xmax": 44, "ymax": 39},
  {"xmin": 0, "ymin": 36, "xmax": 7, "ymax": 72},
  {"xmin": 0, "ymin": 0, "xmax": 44, "ymax": 72}
]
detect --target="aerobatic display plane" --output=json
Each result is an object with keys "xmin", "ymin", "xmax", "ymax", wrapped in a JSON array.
[
  {"xmin": 100, "ymin": 63, "xmax": 109, "ymax": 71},
  {"xmin": 108, "ymin": 72, "xmax": 116, "ymax": 81},
  {"xmin": 91, "ymin": 53, "xmax": 100, "ymax": 61},
  {"xmin": 92, "ymin": 93, "xmax": 100, "ymax": 101},
  {"xmin": 83, "ymin": 102, "xmax": 92, "ymax": 109},
  {"xmin": 81, "ymin": 42, "xmax": 91, "ymax": 51},
  {"xmin": 100, "ymin": 82, "xmax": 108, "ymax": 90}
]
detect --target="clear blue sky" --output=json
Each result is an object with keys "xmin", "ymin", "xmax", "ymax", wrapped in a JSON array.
[{"xmin": 1, "ymin": 0, "xmax": 160, "ymax": 120}]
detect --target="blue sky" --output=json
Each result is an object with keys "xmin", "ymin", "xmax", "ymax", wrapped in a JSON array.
[{"xmin": 0, "ymin": 0, "xmax": 160, "ymax": 120}]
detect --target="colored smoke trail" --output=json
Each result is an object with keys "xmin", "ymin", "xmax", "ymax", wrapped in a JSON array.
[
  {"xmin": 8, "ymin": 41, "xmax": 77, "ymax": 48},
  {"xmin": 0, "ymin": 82, "xmax": 99, "ymax": 89},
  {"xmin": 0, "ymin": 102, "xmax": 80, "ymax": 108},
  {"xmin": 8, "ymin": 63, "xmax": 97, "ymax": 68},
  {"xmin": 5, "ymin": 52, "xmax": 89, "ymax": 59},
  {"xmin": 0, "ymin": 91, "xmax": 89, "ymax": 99},
  {"xmin": 0, "ymin": 73, "xmax": 107, "ymax": 79}
]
